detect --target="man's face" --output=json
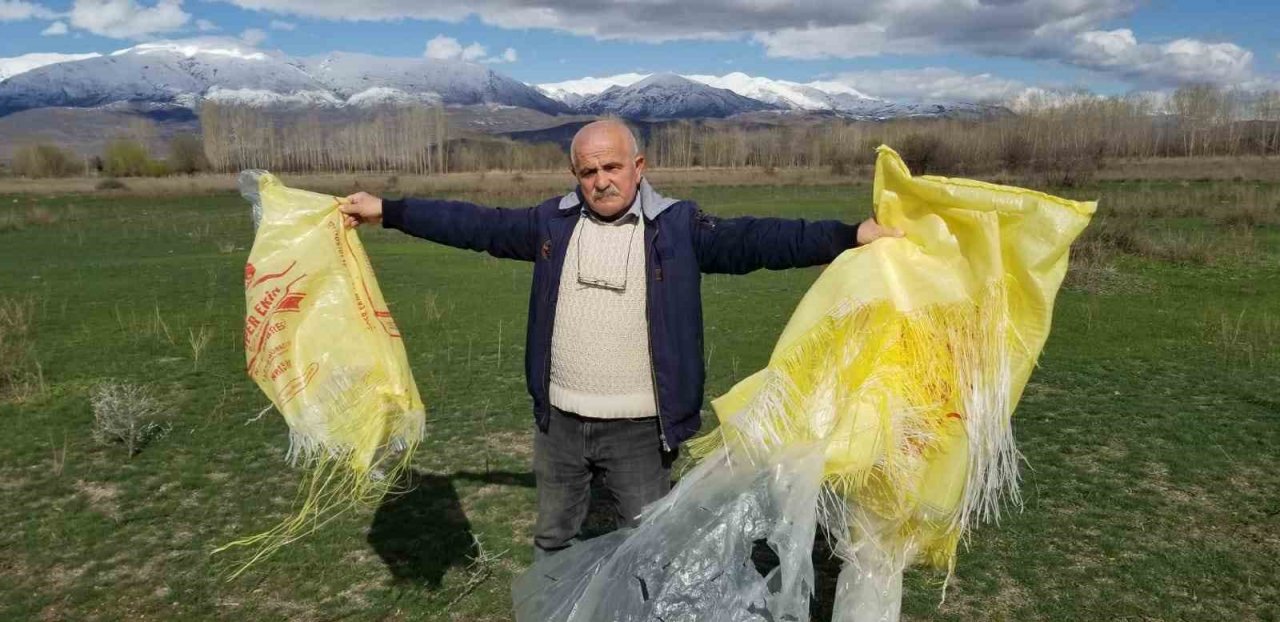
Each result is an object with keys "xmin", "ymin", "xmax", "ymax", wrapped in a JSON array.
[{"xmin": 571, "ymin": 129, "xmax": 645, "ymax": 219}]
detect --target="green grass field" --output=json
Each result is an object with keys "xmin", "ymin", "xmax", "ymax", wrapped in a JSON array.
[{"xmin": 1, "ymin": 176, "xmax": 1277, "ymax": 621}]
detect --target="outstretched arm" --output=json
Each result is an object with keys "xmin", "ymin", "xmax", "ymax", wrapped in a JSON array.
[
  {"xmin": 692, "ymin": 207, "xmax": 902, "ymax": 274},
  {"xmin": 340, "ymin": 192, "xmax": 538, "ymax": 262}
]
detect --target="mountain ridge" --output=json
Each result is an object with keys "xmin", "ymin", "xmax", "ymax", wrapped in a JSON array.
[
  {"xmin": 0, "ymin": 41, "xmax": 568, "ymax": 117},
  {"xmin": 0, "ymin": 42, "xmax": 1011, "ymax": 124}
]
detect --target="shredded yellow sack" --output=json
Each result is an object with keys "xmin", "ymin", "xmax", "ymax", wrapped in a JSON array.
[
  {"xmin": 513, "ymin": 146, "xmax": 1095, "ymax": 621},
  {"xmin": 218, "ymin": 170, "xmax": 425, "ymax": 575}
]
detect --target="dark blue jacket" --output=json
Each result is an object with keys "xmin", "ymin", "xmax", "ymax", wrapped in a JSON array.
[{"xmin": 381, "ymin": 180, "xmax": 859, "ymax": 450}]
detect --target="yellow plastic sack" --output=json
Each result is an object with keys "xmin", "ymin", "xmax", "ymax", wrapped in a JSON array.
[
  {"xmin": 695, "ymin": 144, "xmax": 1094, "ymax": 579},
  {"xmin": 218, "ymin": 170, "xmax": 425, "ymax": 574},
  {"xmin": 512, "ymin": 146, "xmax": 1094, "ymax": 622}
]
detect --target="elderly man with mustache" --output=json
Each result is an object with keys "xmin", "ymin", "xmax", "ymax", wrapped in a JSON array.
[{"xmin": 340, "ymin": 119, "xmax": 901, "ymax": 559}]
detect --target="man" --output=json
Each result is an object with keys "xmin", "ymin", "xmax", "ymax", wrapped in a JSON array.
[{"xmin": 339, "ymin": 119, "xmax": 902, "ymax": 559}]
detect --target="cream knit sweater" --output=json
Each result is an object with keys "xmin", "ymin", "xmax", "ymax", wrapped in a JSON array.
[{"xmin": 549, "ymin": 212, "xmax": 657, "ymax": 419}]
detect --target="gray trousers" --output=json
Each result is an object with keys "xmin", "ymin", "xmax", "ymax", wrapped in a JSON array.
[{"xmin": 532, "ymin": 405, "xmax": 675, "ymax": 559}]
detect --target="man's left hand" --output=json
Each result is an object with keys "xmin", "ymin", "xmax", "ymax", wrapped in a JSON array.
[{"xmin": 856, "ymin": 217, "xmax": 905, "ymax": 246}]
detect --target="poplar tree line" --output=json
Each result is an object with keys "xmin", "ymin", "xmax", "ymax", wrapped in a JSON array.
[
  {"xmin": 201, "ymin": 102, "xmax": 450, "ymax": 174},
  {"xmin": 643, "ymin": 87, "xmax": 1280, "ymax": 172},
  {"xmin": 188, "ymin": 84, "xmax": 1280, "ymax": 176}
]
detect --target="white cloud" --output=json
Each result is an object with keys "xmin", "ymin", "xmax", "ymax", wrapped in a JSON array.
[
  {"xmin": 0, "ymin": 51, "xmax": 101, "ymax": 80},
  {"xmin": 268, "ymin": 19, "xmax": 294, "ymax": 30},
  {"xmin": 214, "ymin": 0, "xmax": 1129, "ymax": 46},
  {"xmin": 755, "ymin": 18, "xmax": 1260, "ymax": 89},
  {"xmin": 0, "ymin": 0, "xmax": 55, "ymax": 21},
  {"xmin": 753, "ymin": 24, "xmax": 912, "ymax": 60},
  {"xmin": 195, "ymin": 18, "xmax": 217, "ymax": 31},
  {"xmin": 40, "ymin": 19, "xmax": 67, "ymax": 35},
  {"xmin": 213, "ymin": 0, "xmax": 1273, "ymax": 90},
  {"xmin": 423, "ymin": 34, "xmax": 514, "ymax": 63},
  {"xmin": 1067, "ymin": 29, "xmax": 1253, "ymax": 87},
  {"xmin": 239, "ymin": 27, "xmax": 267, "ymax": 45},
  {"xmin": 832, "ymin": 67, "xmax": 1035, "ymax": 103},
  {"xmin": 69, "ymin": 0, "xmax": 190, "ymax": 39},
  {"xmin": 424, "ymin": 34, "xmax": 462, "ymax": 60},
  {"xmin": 460, "ymin": 42, "xmax": 486, "ymax": 61}
]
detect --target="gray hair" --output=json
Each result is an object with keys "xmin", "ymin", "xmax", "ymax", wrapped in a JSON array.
[{"xmin": 569, "ymin": 119, "xmax": 641, "ymax": 169}]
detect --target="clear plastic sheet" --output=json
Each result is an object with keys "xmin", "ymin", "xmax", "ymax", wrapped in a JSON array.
[{"xmin": 513, "ymin": 444, "xmax": 827, "ymax": 621}]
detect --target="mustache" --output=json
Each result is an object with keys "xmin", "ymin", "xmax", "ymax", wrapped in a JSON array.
[{"xmin": 591, "ymin": 185, "xmax": 623, "ymax": 200}]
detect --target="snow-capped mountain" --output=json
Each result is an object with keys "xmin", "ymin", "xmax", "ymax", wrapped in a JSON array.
[
  {"xmin": 538, "ymin": 71, "xmax": 1009, "ymax": 119},
  {"xmin": 575, "ymin": 73, "xmax": 778, "ymax": 119},
  {"xmin": 0, "ymin": 42, "xmax": 320, "ymax": 116},
  {"xmin": 0, "ymin": 52, "xmax": 103, "ymax": 82},
  {"xmin": 293, "ymin": 52, "xmax": 566, "ymax": 114},
  {"xmin": 0, "ymin": 40, "xmax": 567, "ymax": 117},
  {"xmin": 537, "ymin": 73, "xmax": 650, "ymax": 108},
  {"xmin": 0, "ymin": 42, "xmax": 1007, "ymax": 124},
  {"xmin": 539, "ymin": 71, "xmax": 882, "ymax": 113},
  {"xmin": 685, "ymin": 72, "xmax": 881, "ymax": 112}
]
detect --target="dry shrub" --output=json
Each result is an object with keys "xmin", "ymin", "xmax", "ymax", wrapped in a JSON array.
[
  {"xmin": 1219, "ymin": 225, "xmax": 1260, "ymax": 262},
  {"xmin": 168, "ymin": 133, "xmax": 208, "ymax": 175},
  {"xmin": 999, "ymin": 134, "xmax": 1033, "ymax": 172},
  {"xmin": 95, "ymin": 177, "xmax": 127, "ymax": 191},
  {"xmin": 898, "ymin": 133, "xmax": 959, "ymax": 176},
  {"xmin": 1065, "ymin": 232, "xmax": 1121, "ymax": 294},
  {"xmin": 13, "ymin": 143, "xmax": 82, "ymax": 178},
  {"xmin": 1073, "ymin": 219, "xmax": 1144, "ymax": 258},
  {"xmin": 1135, "ymin": 229, "xmax": 1220, "ymax": 264},
  {"xmin": 0, "ymin": 297, "xmax": 40, "ymax": 400},
  {"xmin": 23, "ymin": 206, "xmax": 57, "ymax": 226},
  {"xmin": 90, "ymin": 382, "xmax": 171, "ymax": 457},
  {"xmin": 0, "ymin": 212, "xmax": 23, "ymax": 233},
  {"xmin": 1064, "ymin": 222, "xmax": 1153, "ymax": 294},
  {"xmin": 1064, "ymin": 253, "xmax": 1123, "ymax": 295},
  {"xmin": 1069, "ymin": 215, "xmax": 1249, "ymax": 272},
  {"xmin": 828, "ymin": 153, "xmax": 854, "ymax": 176},
  {"xmin": 103, "ymin": 139, "xmax": 168, "ymax": 178},
  {"xmin": 1207, "ymin": 310, "xmax": 1280, "ymax": 368},
  {"xmin": 1031, "ymin": 139, "xmax": 1107, "ymax": 188},
  {"xmin": 1213, "ymin": 204, "xmax": 1277, "ymax": 228}
]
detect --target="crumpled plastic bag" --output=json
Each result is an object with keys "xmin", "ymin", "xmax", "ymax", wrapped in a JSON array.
[
  {"xmin": 514, "ymin": 445, "xmax": 826, "ymax": 622},
  {"xmin": 512, "ymin": 146, "xmax": 1094, "ymax": 621},
  {"xmin": 217, "ymin": 170, "xmax": 425, "ymax": 575}
]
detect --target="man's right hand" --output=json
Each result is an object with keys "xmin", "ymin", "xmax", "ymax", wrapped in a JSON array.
[{"xmin": 339, "ymin": 192, "xmax": 383, "ymax": 228}]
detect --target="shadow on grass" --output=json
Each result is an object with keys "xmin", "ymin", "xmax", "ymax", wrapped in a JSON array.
[
  {"xmin": 366, "ymin": 465, "xmax": 657, "ymax": 590},
  {"xmin": 367, "ymin": 468, "xmax": 535, "ymax": 588}
]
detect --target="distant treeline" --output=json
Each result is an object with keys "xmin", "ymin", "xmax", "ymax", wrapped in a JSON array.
[
  {"xmin": 201, "ymin": 83, "xmax": 1279, "ymax": 180},
  {"xmin": 643, "ymin": 85, "xmax": 1280, "ymax": 180},
  {"xmin": 200, "ymin": 102, "xmax": 451, "ymax": 174},
  {"xmin": 199, "ymin": 101, "xmax": 575, "ymax": 175},
  {"xmin": 9, "ymin": 132, "xmax": 206, "ymax": 179},
  {"xmin": 4, "ymin": 84, "xmax": 1278, "ymax": 181}
]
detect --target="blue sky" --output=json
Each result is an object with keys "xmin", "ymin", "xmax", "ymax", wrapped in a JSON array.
[{"xmin": 1, "ymin": 0, "xmax": 1277, "ymax": 101}]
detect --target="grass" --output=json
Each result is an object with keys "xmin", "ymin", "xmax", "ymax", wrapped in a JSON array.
[
  {"xmin": 0, "ymin": 174, "xmax": 1277, "ymax": 621},
  {"xmin": 0, "ymin": 296, "xmax": 43, "ymax": 401},
  {"xmin": 2, "ymin": 154, "xmax": 1278, "ymax": 199}
]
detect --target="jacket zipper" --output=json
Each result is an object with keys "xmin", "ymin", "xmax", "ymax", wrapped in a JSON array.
[
  {"xmin": 542, "ymin": 215, "xmax": 571, "ymax": 428},
  {"xmin": 645, "ymin": 221, "xmax": 670, "ymax": 452}
]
